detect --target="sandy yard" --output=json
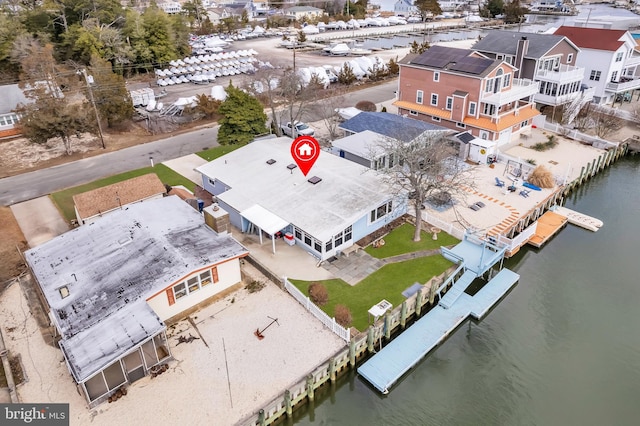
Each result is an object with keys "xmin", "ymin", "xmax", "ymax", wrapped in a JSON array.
[{"xmin": 0, "ymin": 271, "xmax": 346, "ymax": 426}]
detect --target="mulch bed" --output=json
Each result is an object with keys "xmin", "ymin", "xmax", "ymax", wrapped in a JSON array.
[{"xmin": 355, "ymin": 214, "xmax": 411, "ymax": 248}]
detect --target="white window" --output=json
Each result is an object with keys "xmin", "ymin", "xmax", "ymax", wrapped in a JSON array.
[
  {"xmin": 416, "ymin": 90, "xmax": 423, "ymax": 104},
  {"xmin": 590, "ymin": 70, "xmax": 601, "ymax": 81},
  {"xmin": 409, "ymin": 110, "xmax": 418, "ymax": 116},
  {"xmin": 611, "ymin": 71, "xmax": 618, "ymax": 82},
  {"xmin": 370, "ymin": 201, "xmax": 393, "ymax": 223},
  {"xmin": 430, "ymin": 93, "xmax": 438, "ymax": 106},
  {"xmin": 432, "ymin": 116, "xmax": 441, "ymax": 122},
  {"xmin": 496, "ymin": 54, "xmax": 503, "ymax": 60},
  {"xmin": 616, "ymin": 52, "xmax": 624, "ymax": 62},
  {"xmin": 503, "ymin": 73, "xmax": 511, "ymax": 88},
  {"xmin": 482, "ymin": 103, "xmax": 496, "ymax": 115},
  {"xmin": 433, "ymin": 71, "xmax": 440, "ymax": 82},
  {"xmin": 456, "ymin": 122, "xmax": 466, "ymax": 128},
  {"xmin": 567, "ymin": 53, "xmax": 573, "ymax": 63},
  {"xmin": 480, "ymin": 130, "xmax": 489, "ymax": 140},
  {"xmin": 468, "ymin": 102, "xmax": 477, "ymax": 116},
  {"xmin": 521, "ymin": 120, "xmax": 529, "ymax": 128},
  {"xmin": 446, "ymin": 97, "xmax": 453, "ymax": 110},
  {"xmin": 485, "ymin": 78, "xmax": 494, "ymax": 93}
]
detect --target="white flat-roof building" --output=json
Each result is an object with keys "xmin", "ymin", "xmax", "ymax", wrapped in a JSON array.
[
  {"xmin": 25, "ymin": 196, "xmax": 248, "ymax": 406},
  {"xmin": 196, "ymin": 137, "xmax": 407, "ymax": 260}
]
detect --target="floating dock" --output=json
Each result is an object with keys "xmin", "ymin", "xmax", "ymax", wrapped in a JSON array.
[
  {"xmin": 357, "ymin": 236, "xmax": 518, "ymax": 394},
  {"xmin": 552, "ymin": 206, "xmax": 603, "ymax": 232},
  {"xmin": 527, "ymin": 211, "xmax": 568, "ymax": 248},
  {"xmin": 357, "ymin": 268, "xmax": 519, "ymax": 394}
]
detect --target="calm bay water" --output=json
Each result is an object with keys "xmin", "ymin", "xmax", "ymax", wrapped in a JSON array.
[{"xmin": 293, "ymin": 156, "xmax": 640, "ymax": 425}]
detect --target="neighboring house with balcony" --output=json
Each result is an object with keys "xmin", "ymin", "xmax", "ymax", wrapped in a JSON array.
[
  {"xmin": 394, "ymin": 45, "xmax": 540, "ymax": 157},
  {"xmin": 473, "ymin": 30, "xmax": 594, "ymax": 123},
  {"xmin": 554, "ymin": 26, "xmax": 640, "ymax": 104},
  {"xmin": 24, "ymin": 196, "xmax": 248, "ymax": 407},
  {"xmin": 332, "ymin": 112, "xmax": 450, "ymax": 169}
]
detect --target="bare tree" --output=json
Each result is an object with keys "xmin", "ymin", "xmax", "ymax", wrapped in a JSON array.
[
  {"xmin": 373, "ymin": 131, "xmax": 474, "ymax": 241},
  {"xmin": 244, "ymin": 62, "xmax": 285, "ymax": 135},
  {"xmin": 593, "ymin": 107, "xmax": 624, "ymax": 139},
  {"xmin": 312, "ymin": 87, "xmax": 348, "ymax": 143}
]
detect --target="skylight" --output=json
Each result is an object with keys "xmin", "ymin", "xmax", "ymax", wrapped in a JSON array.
[{"xmin": 308, "ymin": 176, "xmax": 322, "ymax": 185}]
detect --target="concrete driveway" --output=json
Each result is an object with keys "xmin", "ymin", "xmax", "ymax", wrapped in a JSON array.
[
  {"xmin": 10, "ymin": 197, "xmax": 69, "ymax": 248},
  {"xmin": 162, "ymin": 154, "xmax": 207, "ymax": 185}
]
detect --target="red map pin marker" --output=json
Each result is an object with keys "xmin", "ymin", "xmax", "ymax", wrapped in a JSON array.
[{"xmin": 291, "ymin": 136, "xmax": 320, "ymax": 176}]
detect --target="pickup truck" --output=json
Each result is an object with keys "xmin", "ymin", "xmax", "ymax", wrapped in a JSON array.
[{"xmin": 281, "ymin": 121, "xmax": 315, "ymax": 137}]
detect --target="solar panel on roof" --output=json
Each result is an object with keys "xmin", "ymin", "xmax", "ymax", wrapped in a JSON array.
[{"xmin": 449, "ymin": 57, "xmax": 493, "ymax": 75}]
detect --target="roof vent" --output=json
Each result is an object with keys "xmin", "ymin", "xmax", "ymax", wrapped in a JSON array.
[
  {"xmin": 58, "ymin": 286, "xmax": 70, "ymax": 299},
  {"xmin": 308, "ymin": 176, "xmax": 322, "ymax": 185},
  {"xmin": 266, "ymin": 159, "xmax": 276, "ymax": 165},
  {"xmin": 287, "ymin": 163, "xmax": 297, "ymax": 170}
]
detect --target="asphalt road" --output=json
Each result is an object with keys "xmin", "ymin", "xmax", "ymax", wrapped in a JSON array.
[{"xmin": 0, "ymin": 80, "xmax": 397, "ymax": 206}]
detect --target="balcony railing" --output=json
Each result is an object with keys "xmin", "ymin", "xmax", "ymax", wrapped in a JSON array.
[
  {"xmin": 534, "ymin": 86, "xmax": 595, "ymax": 106},
  {"xmin": 535, "ymin": 64, "xmax": 585, "ymax": 84},
  {"xmin": 481, "ymin": 79, "xmax": 540, "ymax": 106},
  {"xmin": 606, "ymin": 78, "xmax": 640, "ymax": 92},
  {"xmin": 623, "ymin": 54, "xmax": 640, "ymax": 68}
]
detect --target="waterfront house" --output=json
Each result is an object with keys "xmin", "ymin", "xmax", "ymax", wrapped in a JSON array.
[
  {"xmin": 72, "ymin": 173, "xmax": 166, "ymax": 225},
  {"xmin": 0, "ymin": 84, "xmax": 27, "ymax": 139},
  {"xmin": 24, "ymin": 196, "xmax": 248, "ymax": 406},
  {"xmin": 554, "ymin": 26, "xmax": 640, "ymax": 104},
  {"xmin": 195, "ymin": 137, "xmax": 407, "ymax": 261},
  {"xmin": 333, "ymin": 112, "xmax": 450, "ymax": 169},
  {"xmin": 394, "ymin": 45, "xmax": 540, "ymax": 159},
  {"xmin": 473, "ymin": 30, "xmax": 594, "ymax": 123}
]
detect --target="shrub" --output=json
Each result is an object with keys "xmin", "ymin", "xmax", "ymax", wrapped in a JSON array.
[
  {"xmin": 355, "ymin": 100, "xmax": 376, "ymax": 112},
  {"xmin": 531, "ymin": 135, "xmax": 558, "ymax": 152},
  {"xmin": 527, "ymin": 165, "xmax": 555, "ymax": 188},
  {"xmin": 334, "ymin": 304, "xmax": 352, "ymax": 327},
  {"xmin": 308, "ymin": 282, "xmax": 328, "ymax": 305}
]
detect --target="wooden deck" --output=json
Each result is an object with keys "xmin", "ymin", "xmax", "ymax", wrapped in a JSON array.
[{"xmin": 527, "ymin": 211, "xmax": 568, "ymax": 248}]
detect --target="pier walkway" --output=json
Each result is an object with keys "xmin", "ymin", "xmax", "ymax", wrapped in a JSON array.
[{"xmin": 357, "ymin": 236, "xmax": 519, "ymax": 394}]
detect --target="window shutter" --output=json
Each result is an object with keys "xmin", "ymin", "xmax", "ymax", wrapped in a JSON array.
[
  {"xmin": 212, "ymin": 266, "xmax": 219, "ymax": 283},
  {"xmin": 166, "ymin": 288, "xmax": 175, "ymax": 306}
]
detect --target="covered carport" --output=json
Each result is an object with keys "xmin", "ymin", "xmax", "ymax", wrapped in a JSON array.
[{"xmin": 240, "ymin": 204, "xmax": 289, "ymax": 254}]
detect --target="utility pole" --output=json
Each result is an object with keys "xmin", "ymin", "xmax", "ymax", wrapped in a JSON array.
[{"xmin": 80, "ymin": 68, "xmax": 106, "ymax": 149}]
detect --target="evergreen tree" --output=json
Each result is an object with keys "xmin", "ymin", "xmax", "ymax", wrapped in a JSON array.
[
  {"xmin": 217, "ymin": 83, "xmax": 267, "ymax": 145},
  {"xmin": 503, "ymin": 0, "xmax": 528, "ymax": 24},
  {"xmin": 337, "ymin": 62, "xmax": 356, "ymax": 85}
]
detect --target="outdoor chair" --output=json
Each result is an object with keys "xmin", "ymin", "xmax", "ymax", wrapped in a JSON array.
[
  {"xmin": 519, "ymin": 189, "xmax": 531, "ymax": 198},
  {"xmin": 469, "ymin": 203, "xmax": 480, "ymax": 211},
  {"xmin": 475, "ymin": 201, "xmax": 485, "ymax": 208},
  {"xmin": 495, "ymin": 177, "xmax": 505, "ymax": 187}
]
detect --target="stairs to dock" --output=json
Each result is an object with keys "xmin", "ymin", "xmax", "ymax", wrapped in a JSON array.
[{"xmin": 439, "ymin": 270, "xmax": 477, "ymax": 309}]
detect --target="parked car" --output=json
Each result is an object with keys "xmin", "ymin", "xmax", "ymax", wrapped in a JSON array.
[{"xmin": 281, "ymin": 121, "xmax": 315, "ymax": 137}]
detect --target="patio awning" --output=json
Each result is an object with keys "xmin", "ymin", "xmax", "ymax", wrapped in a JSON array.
[{"xmin": 240, "ymin": 204, "xmax": 289, "ymax": 235}]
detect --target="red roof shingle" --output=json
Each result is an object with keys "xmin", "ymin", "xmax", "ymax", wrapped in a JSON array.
[{"xmin": 554, "ymin": 26, "xmax": 626, "ymax": 51}]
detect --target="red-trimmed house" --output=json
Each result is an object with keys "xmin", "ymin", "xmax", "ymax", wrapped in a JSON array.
[
  {"xmin": 394, "ymin": 45, "xmax": 540, "ymax": 162},
  {"xmin": 24, "ymin": 196, "xmax": 248, "ymax": 407},
  {"xmin": 554, "ymin": 26, "xmax": 640, "ymax": 104}
]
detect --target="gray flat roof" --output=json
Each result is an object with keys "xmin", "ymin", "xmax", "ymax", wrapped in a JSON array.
[
  {"xmin": 196, "ymin": 137, "xmax": 391, "ymax": 242},
  {"xmin": 331, "ymin": 130, "xmax": 384, "ymax": 159},
  {"xmin": 25, "ymin": 196, "xmax": 247, "ymax": 381}
]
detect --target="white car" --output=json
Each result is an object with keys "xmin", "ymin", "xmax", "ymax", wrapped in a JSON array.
[{"xmin": 281, "ymin": 121, "xmax": 315, "ymax": 137}]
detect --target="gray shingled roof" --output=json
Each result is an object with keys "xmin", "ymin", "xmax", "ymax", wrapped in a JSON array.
[
  {"xmin": 472, "ymin": 30, "xmax": 565, "ymax": 59},
  {"xmin": 339, "ymin": 112, "xmax": 448, "ymax": 142},
  {"xmin": 0, "ymin": 84, "xmax": 29, "ymax": 114}
]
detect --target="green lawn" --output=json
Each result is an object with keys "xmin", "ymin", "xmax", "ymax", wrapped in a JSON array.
[
  {"xmin": 196, "ymin": 143, "xmax": 246, "ymax": 162},
  {"xmin": 290, "ymin": 256, "xmax": 454, "ymax": 331},
  {"xmin": 50, "ymin": 164, "xmax": 196, "ymax": 223},
  {"xmin": 364, "ymin": 222, "xmax": 460, "ymax": 259}
]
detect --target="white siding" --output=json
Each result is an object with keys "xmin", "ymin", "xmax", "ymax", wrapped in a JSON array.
[{"xmin": 147, "ymin": 258, "xmax": 242, "ymax": 321}]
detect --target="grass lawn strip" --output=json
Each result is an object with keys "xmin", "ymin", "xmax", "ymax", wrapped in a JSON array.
[
  {"xmin": 365, "ymin": 222, "xmax": 459, "ymax": 259},
  {"xmin": 196, "ymin": 143, "xmax": 246, "ymax": 162},
  {"xmin": 290, "ymin": 256, "xmax": 454, "ymax": 331},
  {"xmin": 50, "ymin": 164, "xmax": 195, "ymax": 223}
]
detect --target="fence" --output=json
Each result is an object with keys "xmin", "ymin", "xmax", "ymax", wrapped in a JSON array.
[
  {"xmin": 240, "ymin": 267, "xmax": 457, "ymax": 426},
  {"xmin": 283, "ymin": 278, "xmax": 350, "ymax": 344},
  {"xmin": 422, "ymin": 211, "xmax": 466, "ymax": 240},
  {"xmin": 533, "ymin": 116, "xmax": 618, "ymax": 150}
]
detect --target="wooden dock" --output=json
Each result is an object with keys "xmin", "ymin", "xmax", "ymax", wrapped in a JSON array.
[{"xmin": 527, "ymin": 211, "xmax": 568, "ymax": 248}]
